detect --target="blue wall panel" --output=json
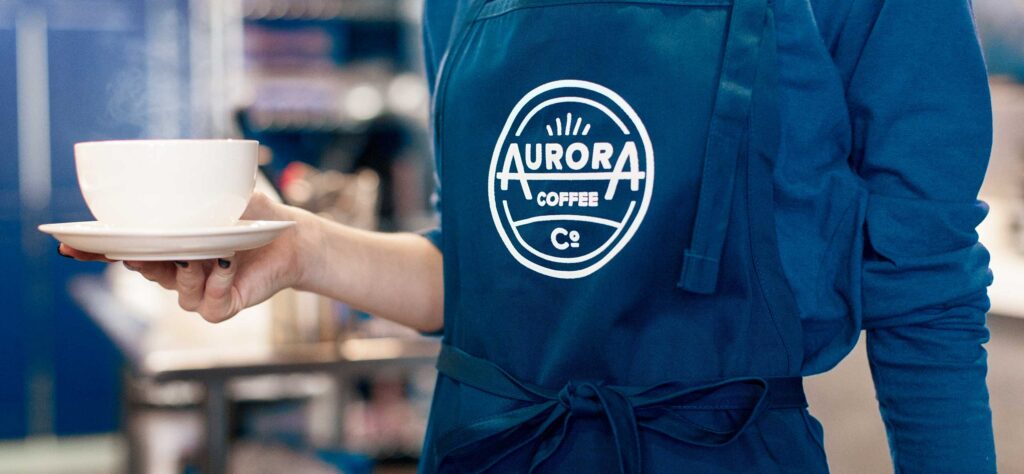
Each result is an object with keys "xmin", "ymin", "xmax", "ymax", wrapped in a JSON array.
[
  {"xmin": 0, "ymin": 0, "xmax": 185, "ymax": 438},
  {"xmin": 0, "ymin": 27, "xmax": 27, "ymax": 439},
  {"xmin": 0, "ymin": 218, "xmax": 26, "ymax": 439},
  {"xmin": 47, "ymin": 19, "xmax": 145, "ymax": 435},
  {"xmin": 0, "ymin": 28, "xmax": 18, "ymax": 196}
]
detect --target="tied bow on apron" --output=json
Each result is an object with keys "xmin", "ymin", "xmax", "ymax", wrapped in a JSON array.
[{"xmin": 434, "ymin": 344, "xmax": 806, "ymax": 473}]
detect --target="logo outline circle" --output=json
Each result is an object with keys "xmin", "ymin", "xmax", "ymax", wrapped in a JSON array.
[{"xmin": 487, "ymin": 79, "xmax": 655, "ymax": 279}]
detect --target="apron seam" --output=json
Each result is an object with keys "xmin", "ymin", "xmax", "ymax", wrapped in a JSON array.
[
  {"xmin": 744, "ymin": 11, "xmax": 803, "ymax": 375},
  {"xmin": 800, "ymin": 410, "xmax": 827, "ymax": 454},
  {"xmin": 746, "ymin": 108, "xmax": 795, "ymax": 376}
]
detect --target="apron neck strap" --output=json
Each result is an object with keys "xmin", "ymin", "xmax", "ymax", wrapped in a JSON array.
[{"xmin": 678, "ymin": 0, "xmax": 770, "ymax": 294}]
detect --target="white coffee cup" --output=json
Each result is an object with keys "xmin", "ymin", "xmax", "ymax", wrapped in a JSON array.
[{"xmin": 74, "ymin": 139, "xmax": 259, "ymax": 228}]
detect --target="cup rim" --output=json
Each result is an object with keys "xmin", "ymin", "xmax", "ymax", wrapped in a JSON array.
[{"xmin": 75, "ymin": 138, "xmax": 259, "ymax": 149}]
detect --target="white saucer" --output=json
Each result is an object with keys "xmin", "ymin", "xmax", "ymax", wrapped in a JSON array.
[{"xmin": 39, "ymin": 220, "xmax": 295, "ymax": 261}]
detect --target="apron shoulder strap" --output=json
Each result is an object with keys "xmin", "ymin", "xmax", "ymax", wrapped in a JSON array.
[{"xmin": 679, "ymin": 0, "xmax": 772, "ymax": 294}]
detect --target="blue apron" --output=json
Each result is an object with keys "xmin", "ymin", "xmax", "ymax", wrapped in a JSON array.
[{"xmin": 424, "ymin": 0, "xmax": 829, "ymax": 471}]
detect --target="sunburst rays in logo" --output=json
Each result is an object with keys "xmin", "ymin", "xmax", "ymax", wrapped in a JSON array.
[{"xmin": 546, "ymin": 112, "xmax": 592, "ymax": 138}]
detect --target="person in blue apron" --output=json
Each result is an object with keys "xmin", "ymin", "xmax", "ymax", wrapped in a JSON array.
[{"xmin": 63, "ymin": 0, "xmax": 997, "ymax": 471}]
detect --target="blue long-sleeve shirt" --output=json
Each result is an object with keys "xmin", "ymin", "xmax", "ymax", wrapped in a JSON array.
[{"xmin": 421, "ymin": 0, "xmax": 996, "ymax": 471}]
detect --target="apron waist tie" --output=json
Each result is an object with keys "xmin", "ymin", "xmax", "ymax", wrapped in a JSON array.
[{"xmin": 433, "ymin": 344, "xmax": 806, "ymax": 474}]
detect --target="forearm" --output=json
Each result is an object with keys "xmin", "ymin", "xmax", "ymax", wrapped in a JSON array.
[
  {"xmin": 864, "ymin": 296, "xmax": 995, "ymax": 472},
  {"xmin": 296, "ymin": 216, "xmax": 444, "ymax": 332}
]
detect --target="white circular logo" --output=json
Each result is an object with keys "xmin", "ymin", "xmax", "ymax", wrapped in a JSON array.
[{"xmin": 488, "ymin": 80, "xmax": 655, "ymax": 279}]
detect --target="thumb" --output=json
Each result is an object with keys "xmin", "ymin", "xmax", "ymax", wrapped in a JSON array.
[
  {"xmin": 240, "ymin": 192, "xmax": 280, "ymax": 221},
  {"xmin": 198, "ymin": 257, "xmax": 240, "ymax": 323}
]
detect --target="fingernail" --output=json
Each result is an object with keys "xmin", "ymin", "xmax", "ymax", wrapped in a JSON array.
[
  {"xmin": 174, "ymin": 261, "xmax": 189, "ymax": 268},
  {"xmin": 217, "ymin": 259, "xmax": 231, "ymax": 269},
  {"xmin": 57, "ymin": 245, "xmax": 72, "ymax": 259},
  {"xmin": 123, "ymin": 262, "xmax": 139, "ymax": 271}
]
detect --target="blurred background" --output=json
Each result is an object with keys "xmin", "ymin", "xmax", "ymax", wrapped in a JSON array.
[{"xmin": 0, "ymin": 0, "xmax": 1020, "ymax": 473}]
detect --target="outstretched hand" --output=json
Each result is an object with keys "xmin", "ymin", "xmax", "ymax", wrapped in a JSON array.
[{"xmin": 60, "ymin": 193, "xmax": 321, "ymax": 323}]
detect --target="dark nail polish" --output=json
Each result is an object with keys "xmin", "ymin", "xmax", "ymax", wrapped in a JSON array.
[
  {"xmin": 57, "ymin": 245, "xmax": 72, "ymax": 259},
  {"xmin": 217, "ymin": 259, "xmax": 231, "ymax": 269},
  {"xmin": 174, "ymin": 261, "xmax": 189, "ymax": 268}
]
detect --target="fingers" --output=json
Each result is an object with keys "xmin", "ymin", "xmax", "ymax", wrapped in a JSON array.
[
  {"xmin": 198, "ymin": 258, "xmax": 240, "ymax": 323},
  {"xmin": 125, "ymin": 261, "xmax": 177, "ymax": 290},
  {"xmin": 58, "ymin": 244, "xmax": 115, "ymax": 263},
  {"xmin": 121, "ymin": 256, "xmax": 245, "ymax": 323},
  {"xmin": 174, "ymin": 261, "xmax": 206, "ymax": 311}
]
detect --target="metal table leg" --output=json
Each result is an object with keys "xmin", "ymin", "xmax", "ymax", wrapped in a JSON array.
[
  {"xmin": 120, "ymin": 369, "xmax": 142, "ymax": 474},
  {"xmin": 203, "ymin": 379, "xmax": 228, "ymax": 474},
  {"xmin": 331, "ymin": 372, "xmax": 351, "ymax": 449}
]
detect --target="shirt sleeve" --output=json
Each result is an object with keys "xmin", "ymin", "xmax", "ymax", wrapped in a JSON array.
[{"xmin": 834, "ymin": 0, "xmax": 996, "ymax": 471}]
